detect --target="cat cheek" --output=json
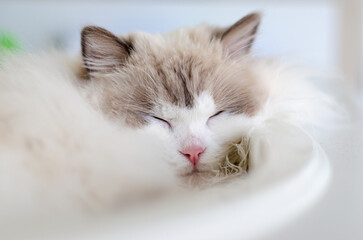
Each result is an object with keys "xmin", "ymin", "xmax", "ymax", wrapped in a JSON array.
[
  {"xmin": 206, "ymin": 117, "xmax": 220, "ymax": 127},
  {"xmin": 206, "ymin": 118, "xmax": 214, "ymax": 127}
]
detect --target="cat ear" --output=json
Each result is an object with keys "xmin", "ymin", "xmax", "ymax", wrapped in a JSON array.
[
  {"xmin": 218, "ymin": 12, "xmax": 261, "ymax": 59},
  {"xmin": 81, "ymin": 26, "xmax": 132, "ymax": 74}
]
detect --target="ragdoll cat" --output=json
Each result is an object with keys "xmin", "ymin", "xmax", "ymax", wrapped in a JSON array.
[
  {"xmin": 79, "ymin": 12, "xmax": 265, "ymax": 178},
  {"xmin": 0, "ymin": 12, "xmax": 332, "ymax": 217}
]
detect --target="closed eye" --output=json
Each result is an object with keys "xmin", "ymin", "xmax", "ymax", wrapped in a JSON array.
[
  {"xmin": 209, "ymin": 111, "xmax": 224, "ymax": 119},
  {"xmin": 207, "ymin": 110, "xmax": 224, "ymax": 126},
  {"xmin": 152, "ymin": 116, "xmax": 172, "ymax": 129}
]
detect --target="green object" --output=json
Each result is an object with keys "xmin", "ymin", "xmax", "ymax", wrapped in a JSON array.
[
  {"xmin": 0, "ymin": 32, "xmax": 21, "ymax": 52},
  {"xmin": 0, "ymin": 31, "xmax": 22, "ymax": 63}
]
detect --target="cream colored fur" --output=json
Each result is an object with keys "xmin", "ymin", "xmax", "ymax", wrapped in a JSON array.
[
  {"xmin": 0, "ymin": 52, "xmax": 335, "ymax": 216},
  {"xmin": 0, "ymin": 52, "xmax": 177, "ymax": 218},
  {"xmin": 0, "ymin": 16, "xmax": 337, "ymax": 219}
]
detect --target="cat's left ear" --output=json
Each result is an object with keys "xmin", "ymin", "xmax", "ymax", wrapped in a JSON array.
[
  {"xmin": 81, "ymin": 26, "xmax": 132, "ymax": 75},
  {"xmin": 215, "ymin": 12, "xmax": 261, "ymax": 59}
]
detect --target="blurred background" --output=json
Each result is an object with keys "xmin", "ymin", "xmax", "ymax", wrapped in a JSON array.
[{"xmin": 0, "ymin": 0, "xmax": 362, "ymax": 95}]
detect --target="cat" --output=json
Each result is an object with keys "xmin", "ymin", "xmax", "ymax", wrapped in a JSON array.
[
  {"xmin": 0, "ymin": 12, "xmax": 334, "ymax": 219},
  {"xmin": 79, "ymin": 12, "xmax": 266, "ymax": 179}
]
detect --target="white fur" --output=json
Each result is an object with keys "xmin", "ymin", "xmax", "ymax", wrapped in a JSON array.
[
  {"xmin": 0, "ymin": 51, "xmax": 338, "ymax": 220},
  {"xmin": 141, "ymin": 60, "xmax": 341, "ymax": 179},
  {"xmin": 0, "ymin": 52, "xmax": 177, "ymax": 219}
]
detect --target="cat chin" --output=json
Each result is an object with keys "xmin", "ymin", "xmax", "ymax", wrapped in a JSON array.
[
  {"xmin": 175, "ymin": 161, "xmax": 223, "ymax": 185},
  {"xmin": 180, "ymin": 171, "xmax": 215, "ymax": 187},
  {"xmin": 180, "ymin": 169, "xmax": 239, "ymax": 187}
]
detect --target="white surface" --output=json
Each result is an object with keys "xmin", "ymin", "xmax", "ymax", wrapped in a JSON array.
[{"xmin": 267, "ymin": 103, "xmax": 363, "ymax": 240}]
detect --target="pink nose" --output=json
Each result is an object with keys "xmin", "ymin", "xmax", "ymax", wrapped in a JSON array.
[{"xmin": 180, "ymin": 146, "xmax": 205, "ymax": 166}]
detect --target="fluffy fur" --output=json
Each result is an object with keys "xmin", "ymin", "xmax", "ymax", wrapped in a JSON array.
[{"xmin": 0, "ymin": 13, "xmax": 337, "ymax": 218}]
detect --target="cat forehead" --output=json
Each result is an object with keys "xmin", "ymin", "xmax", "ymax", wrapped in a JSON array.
[
  {"xmin": 113, "ymin": 40, "xmax": 263, "ymax": 116},
  {"xmin": 158, "ymin": 92, "xmax": 216, "ymax": 119},
  {"xmin": 126, "ymin": 25, "xmax": 217, "ymax": 52},
  {"xmin": 120, "ymin": 28, "xmax": 227, "ymax": 109},
  {"xmin": 125, "ymin": 26, "xmax": 225, "ymax": 69}
]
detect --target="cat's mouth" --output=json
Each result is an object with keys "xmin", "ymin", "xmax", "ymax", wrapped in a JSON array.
[
  {"xmin": 180, "ymin": 169, "xmax": 209, "ymax": 177},
  {"xmin": 179, "ymin": 169, "xmax": 215, "ymax": 186}
]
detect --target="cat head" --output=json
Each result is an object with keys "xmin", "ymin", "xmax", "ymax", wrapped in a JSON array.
[{"xmin": 80, "ymin": 12, "xmax": 267, "ymax": 182}]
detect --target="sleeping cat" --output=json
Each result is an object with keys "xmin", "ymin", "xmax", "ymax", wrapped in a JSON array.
[
  {"xmin": 80, "ymin": 12, "xmax": 265, "ymax": 179},
  {"xmin": 0, "ymin": 12, "xmax": 331, "ymax": 217}
]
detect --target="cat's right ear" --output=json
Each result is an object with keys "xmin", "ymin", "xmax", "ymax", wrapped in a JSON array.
[
  {"xmin": 214, "ymin": 12, "xmax": 261, "ymax": 59},
  {"xmin": 81, "ymin": 26, "xmax": 132, "ymax": 75}
]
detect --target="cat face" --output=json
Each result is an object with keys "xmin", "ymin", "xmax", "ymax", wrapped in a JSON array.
[{"xmin": 80, "ymin": 13, "xmax": 267, "ymax": 180}]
